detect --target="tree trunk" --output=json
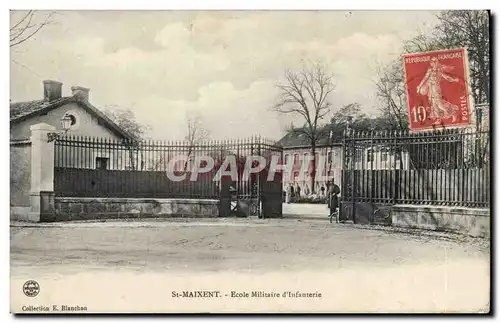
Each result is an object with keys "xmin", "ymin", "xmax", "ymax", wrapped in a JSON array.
[
  {"xmin": 140, "ymin": 150, "xmax": 145, "ymax": 171},
  {"xmin": 184, "ymin": 146, "xmax": 193, "ymax": 172},
  {"xmin": 127, "ymin": 147, "xmax": 136, "ymax": 170},
  {"xmin": 310, "ymin": 144, "xmax": 317, "ymax": 193}
]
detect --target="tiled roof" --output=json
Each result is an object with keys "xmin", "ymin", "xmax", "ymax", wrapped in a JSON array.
[
  {"xmin": 276, "ymin": 126, "xmax": 344, "ymax": 148},
  {"xmin": 10, "ymin": 99, "xmax": 59, "ymax": 120}
]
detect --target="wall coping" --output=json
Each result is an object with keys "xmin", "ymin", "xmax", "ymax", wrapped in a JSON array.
[
  {"xmin": 30, "ymin": 122, "xmax": 56, "ymax": 131},
  {"xmin": 393, "ymin": 204, "xmax": 490, "ymax": 216},
  {"xmin": 10, "ymin": 139, "xmax": 32, "ymax": 146},
  {"xmin": 55, "ymin": 197, "xmax": 219, "ymax": 204}
]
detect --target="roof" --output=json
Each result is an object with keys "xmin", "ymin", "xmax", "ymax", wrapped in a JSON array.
[
  {"xmin": 277, "ymin": 126, "xmax": 344, "ymax": 148},
  {"xmin": 10, "ymin": 99, "xmax": 48, "ymax": 120},
  {"xmin": 10, "ymin": 96, "xmax": 136, "ymax": 141}
]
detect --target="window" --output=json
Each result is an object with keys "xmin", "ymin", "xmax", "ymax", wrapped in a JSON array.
[
  {"xmin": 381, "ymin": 150, "xmax": 388, "ymax": 162},
  {"xmin": 68, "ymin": 114, "xmax": 77, "ymax": 126},
  {"xmin": 327, "ymin": 152, "xmax": 333, "ymax": 163},
  {"xmin": 293, "ymin": 154, "xmax": 299, "ymax": 166},
  {"xmin": 284, "ymin": 154, "xmax": 290, "ymax": 164},
  {"xmin": 355, "ymin": 149, "xmax": 363, "ymax": 162},
  {"xmin": 64, "ymin": 110, "xmax": 80, "ymax": 130},
  {"xmin": 367, "ymin": 149, "xmax": 374, "ymax": 162},
  {"xmin": 303, "ymin": 152, "xmax": 310, "ymax": 166},
  {"xmin": 96, "ymin": 157, "xmax": 109, "ymax": 170}
]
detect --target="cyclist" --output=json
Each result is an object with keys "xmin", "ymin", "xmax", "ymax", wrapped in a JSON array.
[{"xmin": 327, "ymin": 181, "xmax": 340, "ymax": 222}]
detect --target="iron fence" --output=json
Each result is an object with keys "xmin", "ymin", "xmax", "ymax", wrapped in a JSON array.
[
  {"xmin": 342, "ymin": 127, "xmax": 490, "ymax": 208},
  {"xmin": 54, "ymin": 135, "xmax": 283, "ymax": 200}
]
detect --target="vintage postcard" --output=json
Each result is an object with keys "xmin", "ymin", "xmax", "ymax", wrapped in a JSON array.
[{"xmin": 9, "ymin": 9, "xmax": 490, "ymax": 314}]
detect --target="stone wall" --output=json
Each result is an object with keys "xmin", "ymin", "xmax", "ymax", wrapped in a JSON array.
[
  {"xmin": 10, "ymin": 141, "xmax": 31, "ymax": 206},
  {"xmin": 391, "ymin": 204, "xmax": 490, "ymax": 238},
  {"xmin": 54, "ymin": 197, "xmax": 219, "ymax": 221},
  {"xmin": 10, "ymin": 141, "xmax": 31, "ymax": 220}
]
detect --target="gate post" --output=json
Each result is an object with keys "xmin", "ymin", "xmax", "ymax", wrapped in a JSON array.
[
  {"xmin": 219, "ymin": 176, "xmax": 231, "ymax": 217},
  {"xmin": 340, "ymin": 118, "xmax": 354, "ymax": 223},
  {"xmin": 28, "ymin": 123, "xmax": 56, "ymax": 222}
]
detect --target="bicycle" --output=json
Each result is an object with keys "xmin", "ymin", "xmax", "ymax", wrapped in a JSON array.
[{"xmin": 329, "ymin": 208, "xmax": 339, "ymax": 224}]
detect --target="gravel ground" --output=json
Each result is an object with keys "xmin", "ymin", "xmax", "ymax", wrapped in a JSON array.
[{"xmin": 10, "ymin": 218, "xmax": 489, "ymax": 276}]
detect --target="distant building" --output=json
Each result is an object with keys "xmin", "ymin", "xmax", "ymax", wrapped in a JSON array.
[
  {"xmin": 353, "ymin": 145, "xmax": 410, "ymax": 170},
  {"xmin": 277, "ymin": 129, "xmax": 411, "ymax": 195},
  {"xmin": 277, "ymin": 131, "xmax": 343, "ymax": 195}
]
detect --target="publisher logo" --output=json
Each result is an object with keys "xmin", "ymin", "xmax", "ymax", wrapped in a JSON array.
[{"xmin": 23, "ymin": 280, "xmax": 39, "ymax": 297}]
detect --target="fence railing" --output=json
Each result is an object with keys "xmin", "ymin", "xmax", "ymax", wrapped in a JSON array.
[
  {"xmin": 54, "ymin": 135, "xmax": 283, "ymax": 199},
  {"xmin": 342, "ymin": 127, "xmax": 490, "ymax": 208}
]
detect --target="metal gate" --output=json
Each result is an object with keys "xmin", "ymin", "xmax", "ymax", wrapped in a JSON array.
[
  {"xmin": 260, "ymin": 140, "xmax": 283, "ymax": 218},
  {"xmin": 218, "ymin": 137, "xmax": 283, "ymax": 218},
  {"xmin": 339, "ymin": 130, "xmax": 395, "ymax": 225},
  {"xmin": 339, "ymin": 127, "xmax": 490, "ymax": 225},
  {"xmin": 260, "ymin": 165, "xmax": 283, "ymax": 218}
]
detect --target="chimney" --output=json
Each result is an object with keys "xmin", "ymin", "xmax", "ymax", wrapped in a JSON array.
[
  {"xmin": 71, "ymin": 86, "xmax": 90, "ymax": 101},
  {"xmin": 43, "ymin": 80, "xmax": 63, "ymax": 102}
]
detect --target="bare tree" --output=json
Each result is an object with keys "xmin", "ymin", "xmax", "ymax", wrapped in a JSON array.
[
  {"xmin": 10, "ymin": 10, "xmax": 56, "ymax": 48},
  {"xmin": 103, "ymin": 106, "xmax": 150, "ymax": 139},
  {"xmin": 434, "ymin": 10, "xmax": 490, "ymax": 105},
  {"xmin": 373, "ymin": 61, "xmax": 410, "ymax": 131},
  {"xmin": 184, "ymin": 111, "xmax": 210, "ymax": 171},
  {"xmin": 103, "ymin": 105, "xmax": 151, "ymax": 171},
  {"xmin": 403, "ymin": 33, "xmax": 443, "ymax": 53},
  {"xmin": 273, "ymin": 62, "xmax": 335, "ymax": 193},
  {"xmin": 147, "ymin": 113, "xmax": 210, "ymax": 172},
  {"xmin": 372, "ymin": 31, "xmax": 439, "ymax": 132},
  {"xmin": 328, "ymin": 103, "xmax": 386, "ymax": 136}
]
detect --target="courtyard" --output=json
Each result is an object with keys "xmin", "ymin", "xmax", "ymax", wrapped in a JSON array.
[{"xmin": 10, "ymin": 217, "xmax": 490, "ymax": 313}]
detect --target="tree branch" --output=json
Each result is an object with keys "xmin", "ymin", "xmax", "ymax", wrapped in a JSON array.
[{"xmin": 10, "ymin": 11, "xmax": 55, "ymax": 48}]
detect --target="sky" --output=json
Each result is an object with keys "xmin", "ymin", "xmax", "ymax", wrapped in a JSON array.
[{"xmin": 10, "ymin": 10, "xmax": 440, "ymax": 141}]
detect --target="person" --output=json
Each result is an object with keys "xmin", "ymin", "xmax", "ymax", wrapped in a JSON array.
[
  {"xmin": 303, "ymin": 184, "xmax": 310, "ymax": 197},
  {"xmin": 327, "ymin": 181, "xmax": 340, "ymax": 218},
  {"xmin": 285, "ymin": 184, "xmax": 292, "ymax": 204},
  {"xmin": 320, "ymin": 186, "xmax": 325, "ymax": 198},
  {"xmin": 296, "ymin": 185, "xmax": 302, "ymax": 199}
]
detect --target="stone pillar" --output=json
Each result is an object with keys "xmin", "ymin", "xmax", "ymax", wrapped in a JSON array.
[{"xmin": 28, "ymin": 123, "xmax": 56, "ymax": 222}]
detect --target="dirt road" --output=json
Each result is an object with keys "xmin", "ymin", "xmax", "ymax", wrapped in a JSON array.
[{"xmin": 10, "ymin": 219, "xmax": 490, "ymax": 313}]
